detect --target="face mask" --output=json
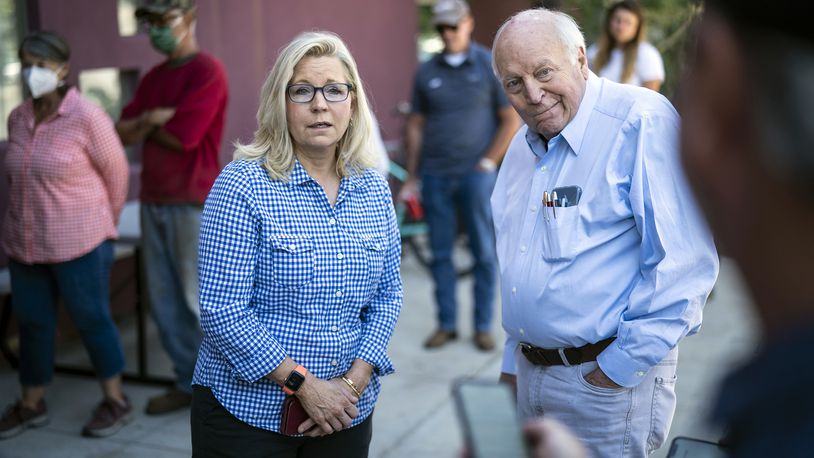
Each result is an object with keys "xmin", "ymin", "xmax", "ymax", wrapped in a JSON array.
[
  {"xmin": 22, "ymin": 66, "xmax": 61, "ymax": 99},
  {"xmin": 149, "ymin": 16, "xmax": 187, "ymax": 56}
]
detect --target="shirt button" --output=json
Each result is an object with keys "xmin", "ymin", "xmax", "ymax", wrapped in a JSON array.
[
  {"xmin": 335, "ymin": 290, "xmax": 343, "ymax": 297},
  {"xmin": 520, "ymin": 245, "xmax": 527, "ymax": 253},
  {"xmin": 519, "ymin": 328, "xmax": 525, "ymax": 335},
  {"xmin": 511, "ymin": 287, "xmax": 517, "ymax": 295},
  {"xmin": 328, "ymin": 217, "xmax": 337, "ymax": 225},
  {"xmin": 540, "ymin": 166, "xmax": 547, "ymax": 172},
  {"xmin": 331, "ymin": 359, "xmax": 338, "ymax": 366},
  {"xmin": 336, "ymin": 252, "xmax": 344, "ymax": 260},
  {"xmin": 636, "ymin": 371, "xmax": 646, "ymax": 377},
  {"xmin": 530, "ymin": 206, "xmax": 537, "ymax": 212},
  {"xmin": 331, "ymin": 325, "xmax": 339, "ymax": 332}
]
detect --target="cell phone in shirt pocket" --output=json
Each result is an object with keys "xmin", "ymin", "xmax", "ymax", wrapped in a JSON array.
[{"xmin": 541, "ymin": 186, "xmax": 582, "ymax": 262}]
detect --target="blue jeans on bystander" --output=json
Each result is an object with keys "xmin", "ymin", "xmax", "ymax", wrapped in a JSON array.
[
  {"xmin": 140, "ymin": 204, "xmax": 203, "ymax": 393},
  {"xmin": 421, "ymin": 170, "xmax": 498, "ymax": 333},
  {"xmin": 9, "ymin": 240, "xmax": 125, "ymax": 385}
]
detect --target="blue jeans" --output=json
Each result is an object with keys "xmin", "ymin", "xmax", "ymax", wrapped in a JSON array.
[
  {"xmin": 9, "ymin": 240, "xmax": 125, "ymax": 385},
  {"xmin": 421, "ymin": 171, "xmax": 498, "ymax": 332},
  {"xmin": 141, "ymin": 203, "xmax": 203, "ymax": 393}
]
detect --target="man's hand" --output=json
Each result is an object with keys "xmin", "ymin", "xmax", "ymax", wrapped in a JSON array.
[
  {"xmin": 524, "ymin": 417, "xmax": 588, "ymax": 458},
  {"xmin": 584, "ymin": 367, "xmax": 622, "ymax": 389},
  {"xmin": 397, "ymin": 178, "xmax": 419, "ymax": 203}
]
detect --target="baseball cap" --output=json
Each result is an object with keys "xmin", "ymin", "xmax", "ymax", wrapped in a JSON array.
[
  {"xmin": 135, "ymin": 0, "xmax": 196, "ymax": 18},
  {"xmin": 432, "ymin": 0, "xmax": 471, "ymax": 27}
]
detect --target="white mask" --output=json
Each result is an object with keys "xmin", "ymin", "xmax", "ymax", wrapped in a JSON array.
[{"xmin": 22, "ymin": 66, "xmax": 62, "ymax": 99}]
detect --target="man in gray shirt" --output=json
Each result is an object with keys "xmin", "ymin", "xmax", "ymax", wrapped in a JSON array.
[{"xmin": 399, "ymin": 0, "xmax": 519, "ymax": 351}]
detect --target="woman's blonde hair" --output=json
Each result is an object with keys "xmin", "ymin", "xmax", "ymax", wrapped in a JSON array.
[
  {"xmin": 592, "ymin": 0, "xmax": 645, "ymax": 84},
  {"xmin": 234, "ymin": 31, "xmax": 376, "ymax": 180}
]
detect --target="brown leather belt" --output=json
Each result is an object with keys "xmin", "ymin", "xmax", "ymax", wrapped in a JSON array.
[{"xmin": 519, "ymin": 337, "xmax": 616, "ymax": 366}]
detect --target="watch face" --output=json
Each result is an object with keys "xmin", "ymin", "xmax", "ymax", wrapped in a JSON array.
[{"xmin": 285, "ymin": 369, "xmax": 306, "ymax": 392}]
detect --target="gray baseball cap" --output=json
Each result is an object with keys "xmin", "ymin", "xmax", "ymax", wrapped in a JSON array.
[
  {"xmin": 135, "ymin": 0, "xmax": 196, "ymax": 18},
  {"xmin": 432, "ymin": 0, "xmax": 471, "ymax": 27}
]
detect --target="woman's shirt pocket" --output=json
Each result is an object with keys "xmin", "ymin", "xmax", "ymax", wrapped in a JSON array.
[
  {"xmin": 268, "ymin": 234, "xmax": 315, "ymax": 289},
  {"xmin": 361, "ymin": 235, "xmax": 387, "ymax": 289}
]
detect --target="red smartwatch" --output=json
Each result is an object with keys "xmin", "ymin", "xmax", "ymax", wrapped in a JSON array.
[{"xmin": 282, "ymin": 365, "xmax": 307, "ymax": 395}]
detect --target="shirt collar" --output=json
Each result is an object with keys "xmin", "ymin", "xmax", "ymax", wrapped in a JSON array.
[
  {"xmin": 23, "ymin": 86, "xmax": 79, "ymax": 130},
  {"xmin": 437, "ymin": 45, "xmax": 475, "ymax": 68},
  {"xmin": 523, "ymin": 72, "xmax": 601, "ymax": 159},
  {"xmin": 286, "ymin": 158, "xmax": 366, "ymax": 191},
  {"xmin": 559, "ymin": 71, "xmax": 601, "ymax": 156}
]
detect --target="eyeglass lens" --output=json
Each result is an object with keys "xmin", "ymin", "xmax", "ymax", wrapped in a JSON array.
[{"xmin": 287, "ymin": 84, "xmax": 351, "ymax": 103}]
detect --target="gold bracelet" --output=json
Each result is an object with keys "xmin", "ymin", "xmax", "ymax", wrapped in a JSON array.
[{"xmin": 341, "ymin": 376, "xmax": 362, "ymax": 397}]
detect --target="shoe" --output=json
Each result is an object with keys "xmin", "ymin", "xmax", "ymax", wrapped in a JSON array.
[
  {"xmin": 474, "ymin": 332, "xmax": 496, "ymax": 351},
  {"xmin": 145, "ymin": 389, "xmax": 192, "ymax": 415},
  {"xmin": 424, "ymin": 329, "xmax": 458, "ymax": 349},
  {"xmin": 82, "ymin": 396, "xmax": 133, "ymax": 437},
  {"xmin": 0, "ymin": 399, "xmax": 49, "ymax": 440}
]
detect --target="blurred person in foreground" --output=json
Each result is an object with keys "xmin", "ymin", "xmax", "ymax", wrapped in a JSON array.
[
  {"xmin": 490, "ymin": 8, "xmax": 717, "ymax": 457},
  {"xmin": 0, "ymin": 31, "xmax": 131, "ymax": 439},
  {"xmin": 679, "ymin": 0, "xmax": 814, "ymax": 456},
  {"xmin": 587, "ymin": 0, "xmax": 665, "ymax": 91},
  {"xmin": 115, "ymin": 0, "xmax": 228, "ymax": 415},
  {"xmin": 190, "ymin": 31, "xmax": 402, "ymax": 457},
  {"xmin": 401, "ymin": 0, "xmax": 520, "ymax": 351}
]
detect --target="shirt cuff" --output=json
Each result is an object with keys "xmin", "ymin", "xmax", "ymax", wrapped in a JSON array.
[
  {"xmin": 596, "ymin": 341, "xmax": 653, "ymax": 388},
  {"xmin": 231, "ymin": 341, "xmax": 286, "ymax": 383},
  {"xmin": 501, "ymin": 337, "xmax": 518, "ymax": 375}
]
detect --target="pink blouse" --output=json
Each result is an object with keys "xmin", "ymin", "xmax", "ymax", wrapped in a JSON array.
[{"xmin": 3, "ymin": 87, "xmax": 128, "ymax": 264}]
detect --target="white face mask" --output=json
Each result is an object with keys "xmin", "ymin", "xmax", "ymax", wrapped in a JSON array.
[{"xmin": 22, "ymin": 66, "xmax": 62, "ymax": 99}]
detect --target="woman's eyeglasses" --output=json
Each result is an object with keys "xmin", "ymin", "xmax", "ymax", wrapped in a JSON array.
[{"xmin": 286, "ymin": 83, "xmax": 353, "ymax": 103}]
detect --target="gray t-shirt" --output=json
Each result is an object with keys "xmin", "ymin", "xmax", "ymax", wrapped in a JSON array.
[{"xmin": 410, "ymin": 43, "xmax": 510, "ymax": 176}]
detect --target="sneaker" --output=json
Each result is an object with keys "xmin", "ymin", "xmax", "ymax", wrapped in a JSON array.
[
  {"xmin": 145, "ymin": 389, "xmax": 192, "ymax": 415},
  {"xmin": 0, "ymin": 399, "xmax": 49, "ymax": 440},
  {"xmin": 474, "ymin": 332, "xmax": 496, "ymax": 351},
  {"xmin": 82, "ymin": 396, "xmax": 133, "ymax": 437},
  {"xmin": 423, "ymin": 329, "xmax": 458, "ymax": 349}
]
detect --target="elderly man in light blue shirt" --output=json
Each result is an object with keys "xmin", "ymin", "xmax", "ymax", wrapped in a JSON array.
[{"xmin": 491, "ymin": 9, "xmax": 718, "ymax": 457}]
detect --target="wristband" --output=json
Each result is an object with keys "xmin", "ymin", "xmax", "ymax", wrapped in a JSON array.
[{"xmin": 282, "ymin": 365, "xmax": 307, "ymax": 395}]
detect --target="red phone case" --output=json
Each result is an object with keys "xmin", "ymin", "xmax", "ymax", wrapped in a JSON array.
[{"xmin": 280, "ymin": 396, "xmax": 309, "ymax": 436}]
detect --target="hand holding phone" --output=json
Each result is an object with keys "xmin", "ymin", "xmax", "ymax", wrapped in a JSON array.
[
  {"xmin": 453, "ymin": 378, "xmax": 529, "ymax": 458},
  {"xmin": 666, "ymin": 436, "xmax": 728, "ymax": 458}
]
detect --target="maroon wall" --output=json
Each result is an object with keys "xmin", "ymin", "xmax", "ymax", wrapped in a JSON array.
[
  {"xmin": 31, "ymin": 0, "xmax": 417, "ymax": 162},
  {"xmin": 469, "ymin": 0, "xmax": 530, "ymax": 47}
]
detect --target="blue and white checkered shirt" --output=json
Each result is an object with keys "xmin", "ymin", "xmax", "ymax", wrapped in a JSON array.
[{"xmin": 193, "ymin": 158, "xmax": 403, "ymax": 432}]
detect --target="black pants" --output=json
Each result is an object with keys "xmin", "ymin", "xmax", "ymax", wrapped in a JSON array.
[{"xmin": 191, "ymin": 385, "xmax": 373, "ymax": 458}]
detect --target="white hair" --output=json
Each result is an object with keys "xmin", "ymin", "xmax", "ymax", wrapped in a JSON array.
[{"xmin": 492, "ymin": 8, "xmax": 586, "ymax": 76}]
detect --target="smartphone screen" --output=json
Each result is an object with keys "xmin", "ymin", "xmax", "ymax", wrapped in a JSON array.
[
  {"xmin": 453, "ymin": 379, "xmax": 528, "ymax": 458},
  {"xmin": 667, "ymin": 437, "xmax": 728, "ymax": 458}
]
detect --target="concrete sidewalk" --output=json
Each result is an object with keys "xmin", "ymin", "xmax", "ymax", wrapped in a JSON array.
[{"xmin": 0, "ymin": 255, "xmax": 757, "ymax": 458}]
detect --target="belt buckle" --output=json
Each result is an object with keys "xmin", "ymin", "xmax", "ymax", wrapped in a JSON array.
[
  {"xmin": 519, "ymin": 342, "xmax": 533, "ymax": 354},
  {"xmin": 557, "ymin": 348, "xmax": 572, "ymax": 367}
]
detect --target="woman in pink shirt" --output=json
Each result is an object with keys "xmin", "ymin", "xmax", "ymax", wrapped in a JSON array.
[{"xmin": 0, "ymin": 32, "xmax": 131, "ymax": 440}]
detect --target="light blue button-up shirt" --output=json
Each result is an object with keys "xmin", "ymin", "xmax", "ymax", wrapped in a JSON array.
[{"xmin": 492, "ymin": 73, "xmax": 718, "ymax": 387}]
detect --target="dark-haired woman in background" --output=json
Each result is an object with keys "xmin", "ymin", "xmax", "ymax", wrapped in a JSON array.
[
  {"xmin": 588, "ymin": 0, "xmax": 665, "ymax": 91},
  {"xmin": 0, "ymin": 31, "xmax": 131, "ymax": 439}
]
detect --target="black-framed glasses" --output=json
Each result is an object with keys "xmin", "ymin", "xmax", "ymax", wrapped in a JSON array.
[
  {"xmin": 286, "ymin": 83, "xmax": 353, "ymax": 103},
  {"xmin": 435, "ymin": 24, "xmax": 459, "ymax": 34}
]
